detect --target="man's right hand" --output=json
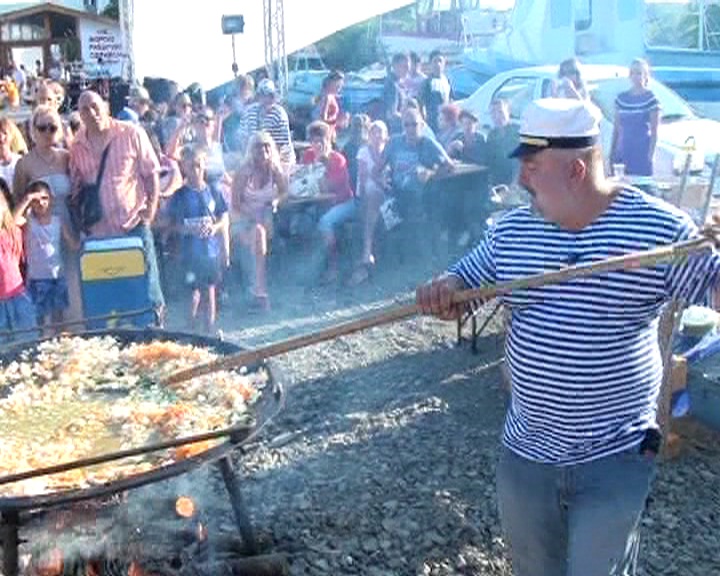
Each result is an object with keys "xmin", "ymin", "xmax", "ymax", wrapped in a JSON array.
[{"xmin": 416, "ymin": 275, "xmax": 466, "ymax": 321}]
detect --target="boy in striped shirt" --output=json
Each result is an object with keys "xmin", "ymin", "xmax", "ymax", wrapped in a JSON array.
[{"xmin": 417, "ymin": 98, "xmax": 720, "ymax": 576}]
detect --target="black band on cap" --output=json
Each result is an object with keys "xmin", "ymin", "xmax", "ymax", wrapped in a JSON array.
[{"xmin": 519, "ymin": 134, "xmax": 598, "ymax": 149}]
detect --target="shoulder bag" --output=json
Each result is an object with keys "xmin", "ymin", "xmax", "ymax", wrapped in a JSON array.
[{"xmin": 67, "ymin": 143, "xmax": 111, "ymax": 234}]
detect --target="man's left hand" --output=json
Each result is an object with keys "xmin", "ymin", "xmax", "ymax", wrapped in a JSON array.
[
  {"xmin": 701, "ymin": 213, "xmax": 720, "ymax": 248},
  {"xmin": 138, "ymin": 206, "xmax": 157, "ymax": 225}
]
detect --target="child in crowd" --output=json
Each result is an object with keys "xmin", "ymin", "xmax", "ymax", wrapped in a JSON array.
[
  {"xmin": 13, "ymin": 180, "xmax": 75, "ymax": 328},
  {"xmin": 314, "ymin": 70, "xmax": 345, "ymax": 142},
  {"xmin": 341, "ymin": 113, "xmax": 370, "ymax": 193},
  {"xmin": 349, "ymin": 120, "xmax": 389, "ymax": 286},
  {"xmin": 0, "ymin": 177, "xmax": 36, "ymax": 341},
  {"xmin": 169, "ymin": 145, "xmax": 229, "ymax": 333}
]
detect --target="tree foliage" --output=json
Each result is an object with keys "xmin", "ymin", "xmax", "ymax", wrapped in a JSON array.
[
  {"xmin": 646, "ymin": 3, "xmax": 720, "ymax": 51},
  {"xmin": 315, "ymin": 5, "xmax": 415, "ymax": 71},
  {"xmin": 316, "ymin": 20, "xmax": 381, "ymax": 71},
  {"xmin": 102, "ymin": 0, "xmax": 120, "ymax": 20}
]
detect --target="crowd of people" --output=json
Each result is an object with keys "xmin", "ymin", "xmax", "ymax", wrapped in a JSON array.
[
  {"xmin": 0, "ymin": 51, "xmax": 663, "ymax": 341},
  {"xmin": 0, "ymin": 60, "xmax": 61, "ymax": 110}
]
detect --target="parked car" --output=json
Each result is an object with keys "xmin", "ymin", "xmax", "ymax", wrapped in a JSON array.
[
  {"xmin": 459, "ymin": 65, "xmax": 719, "ymax": 178},
  {"xmin": 447, "ymin": 63, "xmax": 490, "ymax": 100}
]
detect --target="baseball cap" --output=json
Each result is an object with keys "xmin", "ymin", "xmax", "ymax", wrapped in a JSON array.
[
  {"xmin": 257, "ymin": 79, "xmax": 277, "ymax": 97},
  {"xmin": 128, "ymin": 86, "xmax": 151, "ymax": 103},
  {"xmin": 509, "ymin": 98, "xmax": 602, "ymax": 158}
]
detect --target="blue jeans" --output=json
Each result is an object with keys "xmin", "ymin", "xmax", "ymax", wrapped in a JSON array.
[
  {"xmin": 496, "ymin": 445, "xmax": 655, "ymax": 576},
  {"xmin": 318, "ymin": 199, "xmax": 357, "ymax": 236},
  {"xmin": 127, "ymin": 223, "xmax": 165, "ymax": 311},
  {"xmin": 0, "ymin": 291, "xmax": 38, "ymax": 343}
]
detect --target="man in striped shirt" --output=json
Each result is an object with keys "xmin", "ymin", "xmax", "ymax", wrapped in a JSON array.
[
  {"xmin": 417, "ymin": 98, "xmax": 720, "ymax": 576},
  {"xmin": 240, "ymin": 79, "xmax": 295, "ymax": 167}
]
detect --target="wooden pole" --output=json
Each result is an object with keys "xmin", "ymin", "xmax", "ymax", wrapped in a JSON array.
[
  {"xmin": 674, "ymin": 145, "xmax": 695, "ymax": 207},
  {"xmin": 700, "ymin": 153, "xmax": 720, "ymax": 225},
  {"xmin": 165, "ymin": 236, "xmax": 713, "ymax": 385},
  {"xmin": 119, "ymin": 0, "xmax": 135, "ymax": 81},
  {"xmin": 657, "ymin": 299, "xmax": 685, "ymax": 459}
]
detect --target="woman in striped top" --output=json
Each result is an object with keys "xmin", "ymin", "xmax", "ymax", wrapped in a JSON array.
[
  {"xmin": 610, "ymin": 58, "xmax": 660, "ymax": 177},
  {"xmin": 418, "ymin": 98, "xmax": 720, "ymax": 576}
]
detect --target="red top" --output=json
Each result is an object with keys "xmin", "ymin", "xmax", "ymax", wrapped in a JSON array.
[
  {"xmin": 302, "ymin": 149, "xmax": 354, "ymax": 204},
  {"xmin": 0, "ymin": 226, "xmax": 24, "ymax": 299},
  {"xmin": 321, "ymin": 94, "xmax": 340, "ymax": 127}
]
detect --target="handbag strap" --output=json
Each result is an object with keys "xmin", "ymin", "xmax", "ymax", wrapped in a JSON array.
[
  {"xmin": 196, "ymin": 185, "xmax": 218, "ymax": 224},
  {"xmin": 95, "ymin": 143, "xmax": 112, "ymax": 187}
]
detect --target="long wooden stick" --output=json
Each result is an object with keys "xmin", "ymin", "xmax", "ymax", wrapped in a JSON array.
[{"xmin": 165, "ymin": 236, "xmax": 713, "ymax": 385}]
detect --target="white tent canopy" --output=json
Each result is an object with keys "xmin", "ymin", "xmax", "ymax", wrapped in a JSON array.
[{"xmin": 133, "ymin": 0, "xmax": 414, "ymax": 89}]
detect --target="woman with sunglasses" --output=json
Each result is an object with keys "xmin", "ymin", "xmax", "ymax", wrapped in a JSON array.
[
  {"xmin": 167, "ymin": 106, "xmax": 228, "ymax": 191},
  {"xmin": 159, "ymin": 93, "xmax": 194, "ymax": 151},
  {"xmin": 19, "ymin": 80, "xmax": 71, "ymax": 151},
  {"xmin": 13, "ymin": 105, "xmax": 82, "ymax": 322},
  {"xmin": 167, "ymin": 105, "xmax": 231, "ymax": 276},
  {"xmin": 192, "ymin": 108, "xmax": 227, "ymax": 188},
  {"xmin": 13, "ymin": 106, "xmax": 70, "ymax": 209}
]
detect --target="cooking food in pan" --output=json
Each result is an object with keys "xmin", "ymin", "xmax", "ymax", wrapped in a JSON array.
[{"xmin": 0, "ymin": 336, "xmax": 267, "ymax": 497}]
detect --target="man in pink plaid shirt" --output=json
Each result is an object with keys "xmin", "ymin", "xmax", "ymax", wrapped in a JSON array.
[{"xmin": 69, "ymin": 90, "xmax": 165, "ymax": 320}]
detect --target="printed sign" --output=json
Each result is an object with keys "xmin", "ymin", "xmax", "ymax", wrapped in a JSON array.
[
  {"xmin": 79, "ymin": 20, "xmax": 124, "ymax": 78},
  {"xmin": 88, "ymin": 28, "xmax": 123, "ymax": 64}
]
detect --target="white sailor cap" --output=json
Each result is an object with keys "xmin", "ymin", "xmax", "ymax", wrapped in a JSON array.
[{"xmin": 509, "ymin": 98, "xmax": 602, "ymax": 158}]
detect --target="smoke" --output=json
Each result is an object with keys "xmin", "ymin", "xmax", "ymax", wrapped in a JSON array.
[{"xmin": 18, "ymin": 462, "xmax": 244, "ymax": 575}]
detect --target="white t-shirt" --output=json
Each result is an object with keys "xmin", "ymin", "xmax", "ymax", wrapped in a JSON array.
[
  {"xmin": 27, "ymin": 215, "xmax": 63, "ymax": 280},
  {"xmin": 0, "ymin": 154, "xmax": 20, "ymax": 196},
  {"xmin": 12, "ymin": 68, "xmax": 25, "ymax": 88},
  {"xmin": 356, "ymin": 145, "xmax": 384, "ymax": 198},
  {"xmin": 206, "ymin": 141, "xmax": 226, "ymax": 181}
]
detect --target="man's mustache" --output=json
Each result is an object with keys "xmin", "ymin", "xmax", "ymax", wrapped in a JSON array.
[{"xmin": 523, "ymin": 185, "xmax": 543, "ymax": 217}]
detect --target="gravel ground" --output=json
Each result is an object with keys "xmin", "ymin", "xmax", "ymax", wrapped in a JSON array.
[{"xmin": 162, "ymin": 242, "xmax": 720, "ymax": 576}]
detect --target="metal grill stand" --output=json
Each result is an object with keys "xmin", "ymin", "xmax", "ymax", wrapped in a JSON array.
[{"xmin": 0, "ymin": 457, "xmax": 258, "ymax": 576}]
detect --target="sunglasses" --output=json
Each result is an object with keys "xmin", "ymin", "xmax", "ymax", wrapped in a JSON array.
[{"xmin": 35, "ymin": 123, "xmax": 59, "ymax": 134}]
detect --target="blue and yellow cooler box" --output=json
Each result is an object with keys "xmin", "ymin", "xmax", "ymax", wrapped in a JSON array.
[{"xmin": 80, "ymin": 237, "xmax": 155, "ymax": 329}]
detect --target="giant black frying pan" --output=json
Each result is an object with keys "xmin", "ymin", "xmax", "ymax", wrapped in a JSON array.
[{"xmin": 0, "ymin": 328, "xmax": 283, "ymax": 512}]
